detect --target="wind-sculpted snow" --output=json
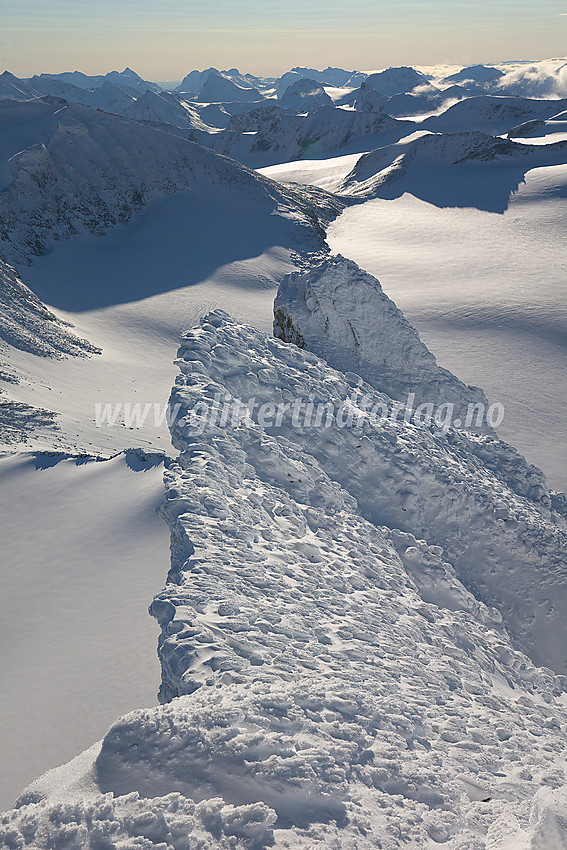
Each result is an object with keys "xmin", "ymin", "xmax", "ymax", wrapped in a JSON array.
[
  {"xmin": 3, "ymin": 312, "xmax": 567, "ymax": 848},
  {"xmin": 338, "ymin": 130, "xmax": 567, "ymax": 211},
  {"xmin": 0, "ymin": 100, "xmax": 342, "ymax": 266},
  {"xmin": 0, "ymin": 260, "xmax": 99, "ymax": 358},
  {"xmin": 274, "ymin": 254, "xmax": 491, "ymax": 423},
  {"xmin": 160, "ymin": 312, "xmax": 567, "ymax": 677}
]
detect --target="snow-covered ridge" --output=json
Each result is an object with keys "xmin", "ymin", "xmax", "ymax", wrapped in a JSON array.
[
  {"xmin": 338, "ymin": 130, "xmax": 567, "ymax": 208},
  {"xmin": 162, "ymin": 312, "xmax": 567, "ymax": 676},
  {"xmin": 0, "ymin": 100, "xmax": 342, "ymax": 266},
  {"xmin": 274, "ymin": 254, "xmax": 491, "ymax": 423},
  {"xmin": 3, "ymin": 311, "xmax": 567, "ymax": 847},
  {"xmin": 189, "ymin": 105, "xmax": 414, "ymax": 167},
  {"xmin": 423, "ymin": 94, "xmax": 567, "ymax": 134}
]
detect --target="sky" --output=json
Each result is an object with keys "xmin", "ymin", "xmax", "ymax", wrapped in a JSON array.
[{"xmin": 1, "ymin": 0, "xmax": 566, "ymax": 81}]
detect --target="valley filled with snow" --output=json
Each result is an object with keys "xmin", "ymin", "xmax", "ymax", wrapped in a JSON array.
[{"xmin": 1, "ymin": 56, "xmax": 566, "ymax": 849}]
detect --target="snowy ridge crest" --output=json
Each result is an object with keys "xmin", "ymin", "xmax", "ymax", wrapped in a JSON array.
[
  {"xmin": 3, "ymin": 311, "xmax": 567, "ymax": 848},
  {"xmin": 274, "ymin": 254, "xmax": 492, "ymax": 426},
  {"xmin": 339, "ymin": 130, "xmax": 567, "ymax": 197}
]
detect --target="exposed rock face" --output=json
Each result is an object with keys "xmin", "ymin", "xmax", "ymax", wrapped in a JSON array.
[{"xmin": 0, "ymin": 260, "xmax": 99, "ymax": 358}]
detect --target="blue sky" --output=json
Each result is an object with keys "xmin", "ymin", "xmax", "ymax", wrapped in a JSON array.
[{"xmin": 1, "ymin": 0, "xmax": 566, "ymax": 79}]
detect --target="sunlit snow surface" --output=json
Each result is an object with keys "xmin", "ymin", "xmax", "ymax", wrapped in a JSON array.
[
  {"xmin": 4, "ymin": 312, "xmax": 566, "ymax": 849},
  {"xmin": 261, "ymin": 153, "xmax": 567, "ymax": 491},
  {"xmin": 0, "ymin": 451, "xmax": 168, "ymax": 809}
]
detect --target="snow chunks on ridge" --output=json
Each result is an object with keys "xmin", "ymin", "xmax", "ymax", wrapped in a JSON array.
[
  {"xmin": 4, "ymin": 311, "xmax": 567, "ymax": 849},
  {"xmin": 161, "ymin": 312, "xmax": 567, "ymax": 677},
  {"xmin": 274, "ymin": 254, "xmax": 491, "ymax": 427},
  {"xmin": 122, "ymin": 311, "xmax": 567, "ymax": 846}
]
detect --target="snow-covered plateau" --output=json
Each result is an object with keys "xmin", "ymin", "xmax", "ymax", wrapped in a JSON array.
[{"xmin": 1, "ymin": 57, "xmax": 566, "ymax": 850}]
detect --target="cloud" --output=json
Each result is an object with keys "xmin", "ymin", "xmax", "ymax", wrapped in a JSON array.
[{"xmin": 497, "ymin": 60, "xmax": 567, "ymax": 98}]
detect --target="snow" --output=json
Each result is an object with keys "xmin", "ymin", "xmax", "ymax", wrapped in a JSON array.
[
  {"xmin": 194, "ymin": 105, "xmax": 414, "ymax": 168},
  {"xmin": 258, "ymin": 151, "xmax": 365, "ymax": 193},
  {"xmin": 422, "ymin": 95, "xmax": 567, "ymax": 135},
  {"xmin": 0, "ymin": 259, "xmax": 99, "ymax": 359},
  {"xmin": 274, "ymin": 254, "xmax": 492, "ymax": 425},
  {"xmin": 442, "ymin": 65, "xmax": 505, "ymax": 86},
  {"xmin": 4, "ymin": 311, "xmax": 567, "ymax": 848},
  {"xmin": 337, "ymin": 131, "xmax": 567, "ymax": 213},
  {"xmin": 0, "ymin": 98, "xmax": 341, "ymax": 456},
  {"xmin": 363, "ymin": 66, "xmax": 431, "ymax": 97},
  {"xmin": 278, "ymin": 79, "xmax": 333, "ymax": 113},
  {"xmin": 194, "ymin": 72, "xmax": 263, "ymax": 104},
  {"xmin": 0, "ymin": 450, "xmax": 168, "ymax": 810},
  {"xmin": 326, "ymin": 167, "xmax": 567, "ymax": 491},
  {"xmin": 2, "ymin": 58, "xmax": 567, "ymax": 850},
  {"xmin": 0, "ymin": 95, "xmax": 342, "ymax": 810}
]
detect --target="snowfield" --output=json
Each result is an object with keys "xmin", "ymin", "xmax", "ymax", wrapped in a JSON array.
[
  {"xmin": 3, "ymin": 311, "xmax": 567, "ymax": 849},
  {"xmin": 1, "ymin": 57, "xmax": 567, "ymax": 849}
]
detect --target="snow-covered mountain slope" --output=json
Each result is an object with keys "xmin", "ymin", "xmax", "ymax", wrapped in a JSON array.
[
  {"xmin": 274, "ymin": 255, "xmax": 491, "ymax": 423},
  {"xmin": 0, "ymin": 450, "xmax": 167, "ymax": 810},
  {"xmin": 0, "ymin": 99, "xmax": 339, "ymax": 269},
  {"xmin": 0, "ymin": 97, "xmax": 343, "ymax": 454},
  {"xmin": 34, "ymin": 67, "xmax": 162, "ymax": 95},
  {"xmin": 442, "ymin": 65, "xmax": 505, "ymax": 87},
  {"xmin": 508, "ymin": 111, "xmax": 567, "ymax": 145},
  {"xmin": 349, "ymin": 81, "xmax": 468, "ymax": 119},
  {"xmin": 194, "ymin": 72, "xmax": 263, "ymax": 103},
  {"xmin": 352, "ymin": 81, "xmax": 388, "ymax": 112},
  {"xmin": 176, "ymin": 67, "xmax": 219, "ymax": 94},
  {"xmin": 278, "ymin": 78, "xmax": 333, "ymax": 112},
  {"xmin": 4, "ymin": 311, "xmax": 566, "ymax": 848},
  {"xmin": 364, "ymin": 66, "xmax": 431, "ymax": 96},
  {"xmin": 0, "ymin": 259, "xmax": 98, "ymax": 359},
  {"xmin": 290, "ymin": 66, "xmax": 359, "ymax": 87},
  {"xmin": 27, "ymin": 74, "xmax": 98, "ymax": 103},
  {"xmin": 423, "ymin": 94, "xmax": 567, "ymax": 135},
  {"xmin": 190, "ymin": 105, "xmax": 415, "ymax": 167},
  {"xmin": 0, "ymin": 71, "xmax": 39, "ymax": 100},
  {"xmin": 82, "ymin": 80, "xmax": 136, "ymax": 112},
  {"xmin": 383, "ymin": 84, "xmax": 468, "ymax": 119},
  {"xmin": 176, "ymin": 67, "xmax": 271, "ymax": 96},
  {"xmin": 258, "ymin": 151, "xmax": 366, "ymax": 193},
  {"xmin": 121, "ymin": 89, "xmax": 209, "ymax": 129},
  {"xmin": 338, "ymin": 131, "xmax": 567, "ymax": 212}
]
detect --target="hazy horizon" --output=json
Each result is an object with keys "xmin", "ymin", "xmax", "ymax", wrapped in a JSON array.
[{"xmin": 2, "ymin": 0, "xmax": 567, "ymax": 80}]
